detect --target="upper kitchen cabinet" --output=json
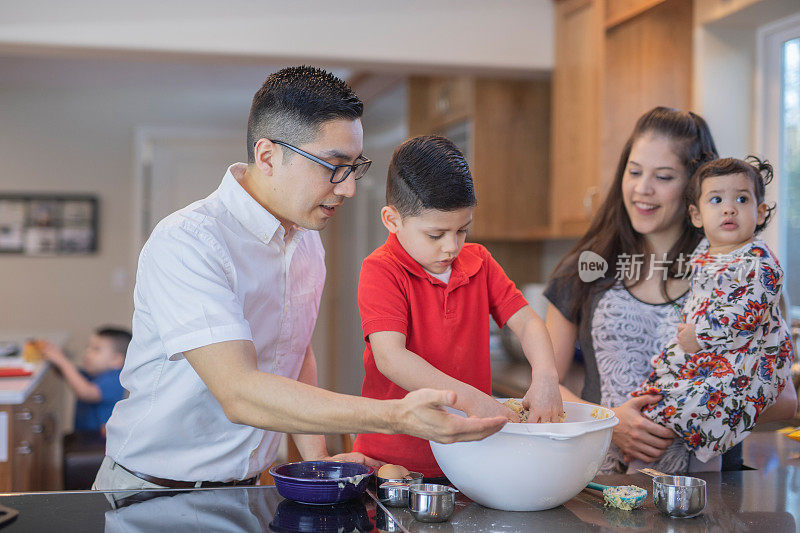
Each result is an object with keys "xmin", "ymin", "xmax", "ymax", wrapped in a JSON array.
[
  {"xmin": 550, "ymin": 0, "xmax": 693, "ymax": 237},
  {"xmin": 408, "ymin": 76, "xmax": 552, "ymax": 241},
  {"xmin": 550, "ymin": 0, "xmax": 604, "ymax": 238}
]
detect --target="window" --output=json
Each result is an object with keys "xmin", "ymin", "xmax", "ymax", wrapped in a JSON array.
[
  {"xmin": 783, "ymin": 38, "xmax": 799, "ymax": 316},
  {"xmin": 759, "ymin": 13, "xmax": 800, "ymax": 320}
]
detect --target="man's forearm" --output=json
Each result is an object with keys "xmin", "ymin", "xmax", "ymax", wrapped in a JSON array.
[
  {"xmin": 290, "ymin": 346, "xmax": 332, "ymax": 457},
  {"xmin": 183, "ymin": 341, "xmax": 399, "ymax": 435},
  {"xmin": 184, "ymin": 340, "xmax": 507, "ymax": 445},
  {"xmin": 290, "ymin": 434, "xmax": 329, "ymax": 460},
  {"xmin": 229, "ymin": 369, "xmax": 400, "ymax": 434}
]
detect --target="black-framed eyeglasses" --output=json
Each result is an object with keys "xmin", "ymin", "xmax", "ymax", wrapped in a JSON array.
[{"xmin": 264, "ymin": 139, "xmax": 371, "ymax": 184}]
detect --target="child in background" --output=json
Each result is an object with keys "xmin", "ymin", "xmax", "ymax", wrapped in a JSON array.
[
  {"xmin": 39, "ymin": 327, "xmax": 130, "ymax": 433},
  {"xmin": 632, "ymin": 157, "xmax": 793, "ymax": 473},
  {"xmin": 353, "ymin": 135, "xmax": 563, "ymax": 479}
]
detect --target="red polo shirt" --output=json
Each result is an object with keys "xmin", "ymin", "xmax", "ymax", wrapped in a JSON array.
[{"xmin": 353, "ymin": 233, "xmax": 527, "ymax": 476}]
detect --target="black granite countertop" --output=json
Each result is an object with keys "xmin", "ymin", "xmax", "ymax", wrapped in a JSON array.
[{"xmin": 0, "ymin": 460, "xmax": 798, "ymax": 532}]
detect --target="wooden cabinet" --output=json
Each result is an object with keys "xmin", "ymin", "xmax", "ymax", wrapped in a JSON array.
[
  {"xmin": 550, "ymin": 0, "xmax": 693, "ymax": 237},
  {"xmin": 408, "ymin": 76, "xmax": 552, "ymax": 242},
  {"xmin": 0, "ymin": 367, "xmax": 64, "ymax": 492},
  {"xmin": 550, "ymin": 0, "xmax": 604, "ymax": 237}
]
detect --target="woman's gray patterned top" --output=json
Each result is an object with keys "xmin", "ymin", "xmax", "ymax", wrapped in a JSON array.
[
  {"xmin": 592, "ymin": 282, "xmax": 684, "ymax": 409},
  {"xmin": 545, "ymin": 277, "xmax": 688, "ymax": 473}
]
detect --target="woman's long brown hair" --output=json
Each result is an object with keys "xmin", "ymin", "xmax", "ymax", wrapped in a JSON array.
[{"xmin": 550, "ymin": 107, "xmax": 719, "ymax": 321}]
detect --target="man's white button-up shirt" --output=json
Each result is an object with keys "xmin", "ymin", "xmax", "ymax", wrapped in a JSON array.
[{"xmin": 105, "ymin": 163, "xmax": 325, "ymax": 482}]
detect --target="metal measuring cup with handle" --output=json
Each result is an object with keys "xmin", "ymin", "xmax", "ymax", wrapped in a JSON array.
[
  {"xmin": 639, "ymin": 468, "xmax": 707, "ymax": 518},
  {"xmin": 379, "ymin": 482, "xmax": 459, "ymax": 522}
]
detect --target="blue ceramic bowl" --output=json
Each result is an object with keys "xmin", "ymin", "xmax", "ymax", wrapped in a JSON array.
[{"xmin": 269, "ymin": 461, "xmax": 374, "ymax": 505}]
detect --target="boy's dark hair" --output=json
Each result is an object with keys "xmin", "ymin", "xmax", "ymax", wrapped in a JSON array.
[
  {"xmin": 687, "ymin": 155, "xmax": 775, "ymax": 234},
  {"xmin": 246, "ymin": 66, "xmax": 363, "ymax": 164},
  {"xmin": 386, "ymin": 135, "xmax": 476, "ymax": 217},
  {"xmin": 95, "ymin": 327, "xmax": 132, "ymax": 358}
]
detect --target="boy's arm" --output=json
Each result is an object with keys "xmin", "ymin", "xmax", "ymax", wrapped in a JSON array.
[
  {"xmin": 38, "ymin": 341, "xmax": 102, "ymax": 403},
  {"xmin": 290, "ymin": 345, "xmax": 384, "ymax": 468},
  {"xmin": 505, "ymin": 306, "xmax": 564, "ymax": 422},
  {"xmin": 369, "ymin": 331, "xmax": 519, "ymax": 422}
]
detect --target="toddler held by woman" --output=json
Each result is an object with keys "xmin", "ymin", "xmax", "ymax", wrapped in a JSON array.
[{"xmin": 631, "ymin": 156, "xmax": 794, "ymax": 473}]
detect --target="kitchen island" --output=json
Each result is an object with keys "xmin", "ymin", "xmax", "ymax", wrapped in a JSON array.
[{"xmin": 0, "ymin": 461, "xmax": 797, "ymax": 531}]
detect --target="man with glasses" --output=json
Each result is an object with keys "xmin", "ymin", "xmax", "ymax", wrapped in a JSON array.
[{"xmin": 95, "ymin": 66, "xmax": 506, "ymax": 493}]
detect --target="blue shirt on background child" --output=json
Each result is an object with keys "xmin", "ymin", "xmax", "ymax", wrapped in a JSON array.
[{"xmin": 74, "ymin": 368, "xmax": 125, "ymax": 432}]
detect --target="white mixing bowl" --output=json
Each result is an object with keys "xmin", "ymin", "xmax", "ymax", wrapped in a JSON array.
[{"xmin": 430, "ymin": 400, "xmax": 618, "ymax": 511}]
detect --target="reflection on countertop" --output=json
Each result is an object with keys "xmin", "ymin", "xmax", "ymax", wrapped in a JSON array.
[{"xmin": 0, "ymin": 440, "xmax": 798, "ymax": 532}]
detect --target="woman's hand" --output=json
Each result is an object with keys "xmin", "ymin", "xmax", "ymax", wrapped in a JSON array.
[
  {"xmin": 676, "ymin": 323, "xmax": 701, "ymax": 353},
  {"xmin": 523, "ymin": 371, "xmax": 565, "ymax": 423},
  {"xmin": 612, "ymin": 395, "xmax": 677, "ymax": 462}
]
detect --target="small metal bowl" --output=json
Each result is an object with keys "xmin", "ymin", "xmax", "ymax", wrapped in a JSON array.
[
  {"xmin": 376, "ymin": 471, "xmax": 423, "ymax": 507},
  {"xmin": 653, "ymin": 475, "xmax": 706, "ymax": 518},
  {"xmin": 379, "ymin": 482, "xmax": 458, "ymax": 522},
  {"xmin": 409, "ymin": 483, "xmax": 458, "ymax": 523}
]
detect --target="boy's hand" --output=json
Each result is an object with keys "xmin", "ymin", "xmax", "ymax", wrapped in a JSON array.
[
  {"xmin": 463, "ymin": 393, "xmax": 520, "ymax": 423},
  {"xmin": 37, "ymin": 340, "xmax": 69, "ymax": 366},
  {"xmin": 676, "ymin": 323, "xmax": 702, "ymax": 353},
  {"xmin": 523, "ymin": 371, "xmax": 564, "ymax": 423},
  {"xmin": 324, "ymin": 452, "xmax": 385, "ymax": 470}
]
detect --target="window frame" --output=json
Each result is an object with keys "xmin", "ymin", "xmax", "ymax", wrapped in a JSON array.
[{"xmin": 756, "ymin": 12, "xmax": 800, "ymax": 320}]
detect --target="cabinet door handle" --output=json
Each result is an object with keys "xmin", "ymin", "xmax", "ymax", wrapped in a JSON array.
[
  {"xmin": 15, "ymin": 442, "xmax": 32, "ymax": 455},
  {"xmin": 583, "ymin": 186, "xmax": 599, "ymax": 217},
  {"xmin": 40, "ymin": 413, "xmax": 57, "ymax": 442},
  {"xmin": 32, "ymin": 424, "xmax": 43, "ymax": 434},
  {"xmin": 32, "ymin": 393, "xmax": 45, "ymax": 404},
  {"xmin": 15, "ymin": 410, "xmax": 32, "ymax": 421}
]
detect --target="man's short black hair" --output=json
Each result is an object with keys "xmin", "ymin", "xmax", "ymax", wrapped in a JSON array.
[
  {"xmin": 95, "ymin": 327, "xmax": 132, "ymax": 358},
  {"xmin": 386, "ymin": 135, "xmax": 476, "ymax": 217},
  {"xmin": 247, "ymin": 66, "xmax": 363, "ymax": 164}
]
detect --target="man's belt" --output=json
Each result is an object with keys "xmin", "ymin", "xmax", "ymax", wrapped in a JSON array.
[{"xmin": 116, "ymin": 462, "xmax": 258, "ymax": 489}]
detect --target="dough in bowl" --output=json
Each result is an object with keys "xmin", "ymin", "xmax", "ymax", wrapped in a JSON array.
[
  {"xmin": 502, "ymin": 398, "xmax": 566, "ymax": 423},
  {"xmin": 503, "ymin": 399, "xmax": 529, "ymax": 422}
]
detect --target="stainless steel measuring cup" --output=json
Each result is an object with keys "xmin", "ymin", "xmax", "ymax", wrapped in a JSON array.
[{"xmin": 379, "ymin": 482, "xmax": 459, "ymax": 522}]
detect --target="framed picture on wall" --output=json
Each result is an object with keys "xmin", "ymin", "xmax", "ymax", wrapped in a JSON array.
[{"xmin": 0, "ymin": 194, "xmax": 98, "ymax": 255}]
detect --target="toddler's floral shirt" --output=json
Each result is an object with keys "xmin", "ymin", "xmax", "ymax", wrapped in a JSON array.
[{"xmin": 632, "ymin": 239, "xmax": 793, "ymax": 462}]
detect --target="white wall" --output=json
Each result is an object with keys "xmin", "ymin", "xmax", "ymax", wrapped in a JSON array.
[
  {"xmin": 0, "ymin": 58, "xmax": 260, "ymax": 357},
  {"xmin": 0, "ymin": 2, "xmax": 555, "ymax": 383},
  {"xmin": 0, "ymin": 0, "xmax": 554, "ymax": 74},
  {"xmin": 694, "ymin": 0, "xmax": 800, "ymax": 261}
]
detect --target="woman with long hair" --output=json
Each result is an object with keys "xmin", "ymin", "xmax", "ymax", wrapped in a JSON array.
[{"xmin": 545, "ymin": 107, "xmax": 797, "ymax": 473}]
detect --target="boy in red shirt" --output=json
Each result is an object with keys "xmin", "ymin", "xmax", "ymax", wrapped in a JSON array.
[{"xmin": 353, "ymin": 135, "xmax": 563, "ymax": 479}]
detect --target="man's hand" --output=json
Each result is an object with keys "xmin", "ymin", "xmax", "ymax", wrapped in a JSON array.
[
  {"xmin": 523, "ymin": 370, "xmax": 564, "ymax": 423},
  {"xmin": 324, "ymin": 452, "xmax": 385, "ymax": 470},
  {"xmin": 612, "ymin": 395, "xmax": 677, "ymax": 463},
  {"xmin": 676, "ymin": 323, "xmax": 701, "ymax": 353},
  {"xmin": 394, "ymin": 389, "xmax": 507, "ymax": 444}
]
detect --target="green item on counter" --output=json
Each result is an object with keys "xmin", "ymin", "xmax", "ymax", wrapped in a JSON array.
[{"xmin": 586, "ymin": 482, "xmax": 647, "ymax": 510}]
